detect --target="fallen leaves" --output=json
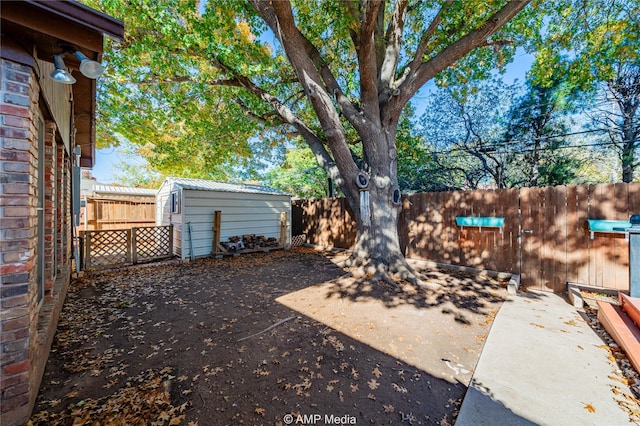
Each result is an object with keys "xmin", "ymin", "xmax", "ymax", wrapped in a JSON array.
[
  {"xmin": 31, "ymin": 249, "xmax": 496, "ymax": 425},
  {"xmin": 367, "ymin": 378, "xmax": 380, "ymax": 390},
  {"xmin": 31, "ymin": 369, "xmax": 188, "ymax": 425},
  {"xmin": 392, "ymin": 383, "xmax": 408, "ymax": 393},
  {"xmin": 583, "ymin": 305, "xmax": 640, "ymax": 424},
  {"xmin": 372, "ymin": 366, "xmax": 382, "ymax": 378}
]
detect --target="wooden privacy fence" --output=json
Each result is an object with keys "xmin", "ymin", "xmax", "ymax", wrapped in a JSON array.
[
  {"xmin": 80, "ymin": 225, "xmax": 173, "ymax": 269},
  {"xmin": 80, "ymin": 196, "xmax": 155, "ymax": 231},
  {"xmin": 294, "ymin": 183, "xmax": 640, "ymax": 292}
]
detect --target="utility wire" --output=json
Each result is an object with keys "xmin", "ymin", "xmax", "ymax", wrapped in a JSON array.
[{"xmin": 427, "ymin": 127, "xmax": 637, "ymax": 155}]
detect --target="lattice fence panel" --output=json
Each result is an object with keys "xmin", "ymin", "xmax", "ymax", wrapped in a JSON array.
[
  {"xmin": 82, "ymin": 226, "xmax": 173, "ymax": 269},
  {"xmin": 133, "ymin": 226, "xmax": 172, "ymax": 263},
  {"xmin": 85, "ymin": 229, "xmax": 131, "ymax": 268}
]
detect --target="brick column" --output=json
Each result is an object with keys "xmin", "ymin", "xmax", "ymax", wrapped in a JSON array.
[
  {"xmin": 56, "ymin": 143, "xmax": 64, "ymax": 270},
  {"xmin": 43, "ymin": 122, "xmax": 56, "ymax": 296},
  {"xmin": 0, "ymin": 58, "xmax": 38, "ymax": 424},
  {"xmin": 63, "ymin": 154, "xmax": 72, "ymax": 265}
]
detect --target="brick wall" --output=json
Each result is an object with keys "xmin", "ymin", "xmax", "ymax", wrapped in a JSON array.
[
  {"xmin": 1, "ymin": 52, "xmax": 77, "ymax": 426},
  {"xmin": 0, "ymin": 58, "xmax": 38, "ymax": 424}
]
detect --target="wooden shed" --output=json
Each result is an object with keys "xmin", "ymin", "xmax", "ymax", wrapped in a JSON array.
[{"xmin": 156, "ymin": 177, "xmax": 291, "ymax": 260}]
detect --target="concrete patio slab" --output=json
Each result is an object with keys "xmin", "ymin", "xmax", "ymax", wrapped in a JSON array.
[{"xmin": 457, "ymin": 290, "xmax": 635, "ymax": 425}]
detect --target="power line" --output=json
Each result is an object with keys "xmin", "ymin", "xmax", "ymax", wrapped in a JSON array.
[{"xmin": 427, "ymin": 127, "xmax": 637, "ymax": 155}]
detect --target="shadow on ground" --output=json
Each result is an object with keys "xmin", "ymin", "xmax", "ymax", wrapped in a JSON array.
[
  {"xmin": 31, "ymin": 248, "xmax": 505, "ymax": 425},
  {"xmin": 322, "ymin": 254, "xmax": 507, "ymax": 324}
]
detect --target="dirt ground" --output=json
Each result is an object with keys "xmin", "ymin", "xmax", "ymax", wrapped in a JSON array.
[{"xmin": 30, "ymin": 247, "xmax": 507, "ymax": 426}]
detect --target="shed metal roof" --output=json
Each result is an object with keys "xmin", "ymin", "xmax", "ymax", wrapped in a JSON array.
[
  {"xmin": 166, "ymin": 178, "xmax": 288, "ymax": 196},
  {"xmin": 93, "ymin": 184, "xmax": 157, "ymax": 196}
]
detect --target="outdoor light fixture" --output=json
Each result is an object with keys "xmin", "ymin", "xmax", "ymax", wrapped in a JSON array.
[
  {"xmin": 73, "ymin": 50, "xmax": 104, "ymax": 79},
  {"xmin": 49, "ymin": 54, "xmax": 76, "ymax": 84},
  {"xmin": 49, "ymin": 45, "xmax": 105, "ymax": 84}
]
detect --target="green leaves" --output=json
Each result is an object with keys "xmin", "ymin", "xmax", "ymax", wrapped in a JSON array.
[
  {"xmin": 265, "ymin": 143, "xmax": 331, "ymax": 199},
  {"xmin": 86, "ymin": 0, "xmax": 292, "ymax": 181},
  {"xmin": 84, "ymin": 0, "xmax": 542, "ymax": 188},
  {"xmin": 531, "ymin": 0, "xmax": 640, "ymax": 91}
]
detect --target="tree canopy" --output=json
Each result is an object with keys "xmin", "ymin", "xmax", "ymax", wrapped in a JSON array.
[
  {"xmin": 86, "ymin": 0, "xmax": 539, "ymax": 284},
  {"xmin": 89, "ymin": 0, "xmax": 536, "ymax": 182},
  {"xmin": 532, "ymin": 0, "xmax": 640, "ymax": 181}
]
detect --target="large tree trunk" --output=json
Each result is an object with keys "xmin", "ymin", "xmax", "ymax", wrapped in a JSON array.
[
  {"xmin": 249, "ymin": 0, "xmax": 530, "ymax": 290},
  {"xmin": 339, "ymin": 128, "xmax": 440, "ymax": 290},
  {"xmin": 345, "ymin": 187, "xmax": 407, "ymax": 276},
  {"xmin": 342, "ymin": 175, "xmax": 440, "ymax": 290}
]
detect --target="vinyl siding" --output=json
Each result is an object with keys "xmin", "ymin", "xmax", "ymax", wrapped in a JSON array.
[
  {"xmin": 156, "ymin": 182, "xmax": 290, "ymax": 260},
  {"xmin": 156, "ymin": 181, "xmax": 183, "ymax": 257}
]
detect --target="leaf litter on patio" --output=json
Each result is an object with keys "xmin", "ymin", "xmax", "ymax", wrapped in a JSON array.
[{"xmin": 31, "ymin": 248, "xmax": 506, "ymax": 425}]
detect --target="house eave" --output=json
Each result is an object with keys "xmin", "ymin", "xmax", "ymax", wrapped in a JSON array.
[{"xmin": 1, "ymin": 0, "xmax": 124, "ymax": 168}]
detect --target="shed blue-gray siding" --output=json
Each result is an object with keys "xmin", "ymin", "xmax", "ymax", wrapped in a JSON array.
[{"xmin": 156, "ymin": 180, "xmax": 291, "ymax": 260}]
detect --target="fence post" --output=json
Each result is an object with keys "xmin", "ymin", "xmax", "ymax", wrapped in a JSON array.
[
  {"xmin": 126, "ymin": 229, "xmax": 132, "ymax": 264},
  {"xmin": 84, "ymin": 231, "xmax": 91, "ymax": 268},
  {"xmin": 280, "ymin": 212, "xmax": 287, "ymax": 247},
  {"xmin": 168, "ymin": 225, "xmax": 174, "ymax": 257},
  {"xmin": 79, "ymin": 231, "xmax": 85, "ymax": 270},
  {"xmin": 628, "ymin": 215, "xmax": 640, "ymax": 297},
  {"xmin": 212, "ymin": 211, "xmax": 222, "ymax": 254},
  {"xmin": 132, "ymin": 227, "xmax": 138, "ymax": 264}
]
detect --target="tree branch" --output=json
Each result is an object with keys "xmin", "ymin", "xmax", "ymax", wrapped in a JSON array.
[
  {"xmin": 379, "ymin": 0, "xmax": 409, "ymax": 96},
  {"xmin": 394, "ymin": 0, "xmax": 453, "ymax": 91},
  {"xmin": 249, "ymin": 0, "xmax": 361, "ymax": 203},
  {"xmin": 250, "ymin": 1, "xmax": 368, "ymax": 139},
  {"xmin": 124, "ymin": 76, "xmax": 242, "ymax": 87},
  {"xmin": 388, "ymin": 0, "xmax": 531, "ymax": 121},
  {"xmin": 230, "ymin": 74, "xmax": 342, "ymax": 185},
  {"xmin": 357, "ymin": 0, "xmax": 384, "ymax": 124},
  {"xmin": 481, "ymin": 39, "xmax": 514, "ymax": 47},
  {"xmin": 234, "ymin": 98, "xmax": 282, "ymax": 127}
]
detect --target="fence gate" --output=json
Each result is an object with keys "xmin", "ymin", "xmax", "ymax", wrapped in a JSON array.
[
  {"xmin": 518, "ymin": 184, "xmax": 631, "ymax": 292},
  {"xmin": 81, "ymin": 225, "xmax": 173, "ymax": 270},
  {"xmin": 132, "ymin": 226, "xmax": 173, "ymax": 264}
]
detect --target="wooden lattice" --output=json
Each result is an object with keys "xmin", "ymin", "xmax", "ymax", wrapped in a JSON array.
[
  {"xmin": 133, "ymin": 226, "xmax": 172, "ymax": 263},
  {"xmin": 85, "ymin": 229, "xmax": 131, "ymax": 267},
  {"xmin": 82, "ymin": 226, "xmax": 173, "ymax": 269},
  {"xmin": 291, "ymin": 234, "xmax": 306, "ymax": 247}
]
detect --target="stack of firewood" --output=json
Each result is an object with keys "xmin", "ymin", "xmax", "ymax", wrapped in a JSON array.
[{"xmin": 227, "ymin": 234, "xmax": 279, "ymax": 249}]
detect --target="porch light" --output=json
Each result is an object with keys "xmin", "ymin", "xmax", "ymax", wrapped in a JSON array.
[
  {"xmin": 49, "ymin": 54, "xmax": 76, "ymax": 84},
  {"xmin": 73, "ymin": 50, "xmax": 104, "ymax": 79}
]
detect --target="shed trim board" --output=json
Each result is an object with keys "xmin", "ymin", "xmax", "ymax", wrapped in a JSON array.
[{"xmin": 157, "ymin": 178, "xmax": 291, "ymax": 260}]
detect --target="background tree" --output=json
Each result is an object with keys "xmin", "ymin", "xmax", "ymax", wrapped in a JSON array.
[
  {"xmin": 110, "ymin": 140, "xmax": 165, "ymax": 188},
  {"xmin": 504, "ymin": 75, "xmax": 579, "ymax": 187},
  {"xmin": 419, "ymin": 79, "xmax": 517, "ymax": 189},
  {"xmin": 586, "ymin": 63, "xmax": 640, "ymax": 182},
  {"xmin": 265, "ymin": 143, "xmax": 332, "ymax": 198},
  {"xmin": 88, "ymin": 0, "xmax": 534, "ymax": 286},
  {"xmin": 533, "ymin": 0, "xmax": 640, "ymax": 182},
  {"xmin": 395, "ymin": 106, "xmax": 466, "ymax": 192}
]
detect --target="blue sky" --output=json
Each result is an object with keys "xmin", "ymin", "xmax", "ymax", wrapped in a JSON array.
[
  {"xmin": 92, "ymin": 146, "xmax": 129, "ymax": 182},
  {"xmin": 90, "ymin": 50, "xmax": 535, "ymax": 184}
]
